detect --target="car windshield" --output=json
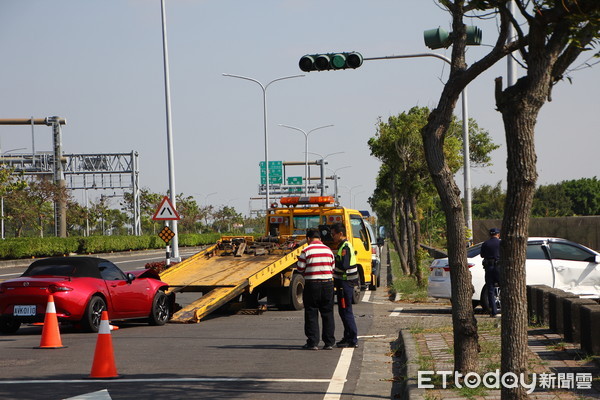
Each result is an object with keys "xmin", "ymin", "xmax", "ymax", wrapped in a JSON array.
[
  {"xmin": 22, "ymin": 258, "xmax": 103, "ymax": 279},
  {"xmin": 292, "ymin": 216, "xmax": 322, "ymax": 234}
]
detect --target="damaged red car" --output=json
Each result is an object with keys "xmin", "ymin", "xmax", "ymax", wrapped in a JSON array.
[{"xmin": 0, "ymin": 256, "xmax": 171, "ymax": 334}]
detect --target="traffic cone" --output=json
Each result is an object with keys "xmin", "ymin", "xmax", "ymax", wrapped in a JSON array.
[
  {"xmin": 35, "ymin": 295, "xmax": 66, "ymax": 349},
  {"xmin": 88, "ymin": 311, "xmax": 119, "ymax": 379}
]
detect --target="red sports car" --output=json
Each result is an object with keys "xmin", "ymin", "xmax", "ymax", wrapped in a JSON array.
[{"xmin": 0, "ymin": 256, "xmax": 171, "ymax": 334}]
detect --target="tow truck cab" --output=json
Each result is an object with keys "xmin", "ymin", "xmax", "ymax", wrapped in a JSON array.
[{"xmin": 266, "ymin": 196, "xmax": 375, "ymax": 291}]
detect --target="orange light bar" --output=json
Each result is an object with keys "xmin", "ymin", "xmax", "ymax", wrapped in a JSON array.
[{"xmin": 280, "ymin": 196, "xmax": 334, "ymax": 205}]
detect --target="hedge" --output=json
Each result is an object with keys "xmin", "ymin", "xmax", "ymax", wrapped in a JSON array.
[{"xmin": 0, "ymin": 233, "xmax": 223, "ymax": 260}]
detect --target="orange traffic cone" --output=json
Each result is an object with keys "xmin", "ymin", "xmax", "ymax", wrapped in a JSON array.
[
  {"xmin": 89, "ymin": 311, "xmax": 119, "ymax": 379},
  {"xmin": 35, "ymin": 295, "xmax": 66, "ymax": 349}
]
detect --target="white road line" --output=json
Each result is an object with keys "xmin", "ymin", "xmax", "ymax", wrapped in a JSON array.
[
  {"xmin": 323, "ymin": 347, "xmax": 354, "ymax": 400},
  {"xmin": 362, "ymin": 290, "xmax": 372, "ymax": 302},
  {"xmin": 389, "ymin": 307, "xmax": 403, "ymax": 317},
  {"xmin": 0, "ymin": 377, "xmax": 331, "ymax": 385}
]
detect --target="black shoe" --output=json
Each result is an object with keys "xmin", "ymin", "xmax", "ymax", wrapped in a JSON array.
[
  {"xmin": 336, "ymin": 339, "xmax": 349, "ymax": 347},
  {"xmin": 322, "ymin": 345, "xmax": 333, "ymax": 350},
  {"xmin": 302, "ymin": 344, "xmax": 318, "ymax": 350}
]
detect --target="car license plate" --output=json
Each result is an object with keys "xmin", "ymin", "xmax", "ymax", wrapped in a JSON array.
[
  {"xmin": 434, "ymin": 269, "xmax": 443, "ymax": 277},
  {"xmin": 14, "ymin": 305, "xmax": 36, "ymax": 316}
]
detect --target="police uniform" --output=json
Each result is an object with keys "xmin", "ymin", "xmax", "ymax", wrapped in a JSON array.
[
  {"xmin": 333, "ymin": 239, "xmax": 359, "ymax": 348},
  {"xmin": 481, "ymin": 228, "xmax": 501, "ymax": 316}
]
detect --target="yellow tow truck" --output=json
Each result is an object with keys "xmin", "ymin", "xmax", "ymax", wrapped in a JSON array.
[{"xmin": 159, "ymin": 196, "xmax": 374, "ymax": 323}]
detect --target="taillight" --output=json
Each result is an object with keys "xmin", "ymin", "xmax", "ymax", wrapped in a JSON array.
[
  {"xmin": 443, "ymin": 266, "xmax": 450, "ymax": 272},
  {"xmin": 371, "ymin": 248, "xmax": 377, "ymax": 254},
  {"xmin": 48, "ymin": 284, "xmax": 73, "ymax": 293},
  {"xmin": 467, "ymin": 263, "xmax": 475, "ymax": 268}
]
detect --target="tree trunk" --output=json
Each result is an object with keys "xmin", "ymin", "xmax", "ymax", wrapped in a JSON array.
[
  {"xmin": 422, "ymin": 107, "xmax": 479, "ymax": 374},
  {"xmin": 390, "ymin": 179, "xmax": 409, "ymax": 275},
  {"xmin": 409, "ymin": 196, "xmax": 423, "ymax": 286},
  {"xmin": 495, "ymin": 58, "xmax": 549, "ymax": 399}
]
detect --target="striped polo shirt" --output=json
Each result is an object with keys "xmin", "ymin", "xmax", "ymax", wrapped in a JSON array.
[{"xmin": 297, "ymin": 239, "xmax": 335, "ymax": 280}]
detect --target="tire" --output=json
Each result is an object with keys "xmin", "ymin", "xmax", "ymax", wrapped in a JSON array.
[
  {"xmin": 480, "ymin": 285, "xmax": 501, "ymax": 314},
  {"xmin": 0, "ymin": 317, "xmax": 21, "ymax": 334},
  {"xmin": 149, "ymin": 291, "xmax": 170, "ymax": 326},
  {"xmin": 351, "ymin": 284, "xmax": 362, "ymax": 304},
  {"xmin": 81, "ymin": 296, "xmax": 106, "ymax": 333},
  {"xmin": 289, "ymin": 274, "xmax": 305, "ymax": 310}
]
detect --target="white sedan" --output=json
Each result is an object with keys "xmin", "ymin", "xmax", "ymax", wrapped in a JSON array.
[{"xmin": 427, "ymin": 237, "xmax": 600, "ymax": 312}]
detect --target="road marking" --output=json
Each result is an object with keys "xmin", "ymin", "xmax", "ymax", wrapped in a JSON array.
[
  {"xmin": 389, "ymin": 307, "xmax": 403, "ymax": 317},
  {"xmin": 0, "ymin": 377, "xmax": 332, "ymax": 385},
  {"xmin": 323, "ymin": 347, "xmax": 354, "ymax": 400},
  {"xmin": 65, "ymin": 389, "xmax": 112, "ymax": 399},
  {"xmin": 362, "ymin": 290, "xmax": 371, "ymax": 302}
]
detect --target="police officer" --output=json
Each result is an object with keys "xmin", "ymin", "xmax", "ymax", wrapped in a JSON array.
[
  {"xmin": 481, "ymin": 227, "xmax": 501, "ymax": 317},
  {"xmin": 331, "ymin": 222, "xmax": 359, "ymax": 348}
]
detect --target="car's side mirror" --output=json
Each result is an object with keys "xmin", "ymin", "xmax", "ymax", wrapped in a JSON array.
[{"xmin": 126, "ymin": 273, "xmax": 136, "ymax": 283}]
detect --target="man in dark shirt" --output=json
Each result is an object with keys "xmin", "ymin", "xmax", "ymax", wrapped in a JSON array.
[{"xmin": 480, "ymin": 227, "xmax": 501, "ymax": 317}]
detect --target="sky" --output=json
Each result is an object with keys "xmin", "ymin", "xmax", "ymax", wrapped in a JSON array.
[{"xmin": 0, "ymin": 0, "xmax": 598, "ymax": 217}]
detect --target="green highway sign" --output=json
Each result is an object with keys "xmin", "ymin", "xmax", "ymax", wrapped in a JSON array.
[
  {"xmin": 287, "ymin": 176, "xmax": 303, "ymax": 193},
  {"xmin": 260, "ymin": 161, "xmax": 283, "ymax": 184}
]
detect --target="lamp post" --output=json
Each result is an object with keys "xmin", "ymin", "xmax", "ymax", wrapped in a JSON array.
[
  {"xmin": 223, "ymin": 73, "xmax": 304, "ymax": 213},
  {"xmin": 278, "ymin": 124, "xmax": 334, "ymax": 196},
  {"xmin": 160, "ymin": 0, "xmax": 180, "ymax": 262},
  {"xmin": 353, "ymin": 191, "xmax": 365, "ymax": 210},
  {"xmin": 308, "ymin": 151, "xmax": 344, "ymax": 196},
  {"xmin": 342, "ymin": 185, "xmax": 362, "ymax": 208},
  {"xmin": 328, "ymin": 166, "xmax": 351, "ymax": 204}
]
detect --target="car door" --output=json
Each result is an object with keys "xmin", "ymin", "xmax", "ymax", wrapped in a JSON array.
[
  {"xmin": 99, "ymin": 261, "xmax": 149, "ymax": 317},
  {"xmin": 547, "ymin": 241, "xmax": 600, "ymax": 296},
  {"xmin": 523, "ymin": 241, "xmax": 555, "ymax": 287}
]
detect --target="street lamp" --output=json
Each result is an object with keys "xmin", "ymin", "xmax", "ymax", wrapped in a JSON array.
[
  {"xmin": 278, "ymin": 124, "xmax": 334, "ymax": 196},
  {"xmin": 308, "ymin": 151, "xmax": 344, "ymax": 196},
  {"xmin": 159, "ymin": 0, "xmax": 180, "ymax": 262},
  {"xmin": 341, "ymin": 184, "xmax": 362, "ymax": 208},
  {"xmin": 353, "ymin": 191, "xmax": 366, "ymax": 210},
  {"xmin": 328, "ymin": 166, "xmax": 351, "ymax": 205},
  {"xmin": 223, "ymin": 73, "xmax": 304, "ymax": 213}
]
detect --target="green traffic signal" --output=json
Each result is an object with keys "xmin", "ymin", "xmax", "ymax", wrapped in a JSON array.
[
  {"xmin": 423, "ymin": 26, "xmax": 482, "ymax": 49},
  {"xmin": 299, "ymin": 52, "xmax": 363, "ymax": 72}
]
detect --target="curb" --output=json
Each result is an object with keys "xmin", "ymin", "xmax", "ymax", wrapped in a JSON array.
[{"xmin": 399, "ymin": 329, "xmax": 426, "ymax": 400}]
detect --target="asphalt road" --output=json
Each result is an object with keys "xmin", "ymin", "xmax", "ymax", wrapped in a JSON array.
[{"xmin": 0, "ymin": 248, "xmax": 390, "ymax": 400}]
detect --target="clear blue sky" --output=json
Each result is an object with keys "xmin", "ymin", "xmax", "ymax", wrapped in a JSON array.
[{"xmin": 0, "ymin": 1, "xmax": 598, "ymax": 216}]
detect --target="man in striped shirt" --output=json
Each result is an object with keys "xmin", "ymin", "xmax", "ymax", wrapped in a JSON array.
[{"xmin": 297, "ymin": 227, "xmax": 336, "ymax": 350}]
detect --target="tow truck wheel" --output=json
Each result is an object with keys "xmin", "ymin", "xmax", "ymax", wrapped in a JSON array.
[
  {"xmin": 289, "ymin": 274, "xmax": 305, "ymax": 310},
  {"xmin": 351, "ymin": 285, "xmax": 362, "ymax": 304}
]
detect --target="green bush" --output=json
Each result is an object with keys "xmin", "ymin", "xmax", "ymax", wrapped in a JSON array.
[{"xmin": 0, "ymin": 233, "xmax": 222, "ymax": 260}]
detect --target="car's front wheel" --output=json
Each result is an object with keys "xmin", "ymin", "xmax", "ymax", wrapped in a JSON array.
[
  {"xmin": 81, "ymin": 296, "xmax": 106, "ymax": 333},
  {"xmin": 0, "ymin": 316, "xmax": 21, "ymax": 334},
  {"xmin": 149, "ymin": 291, "xmax": 170, "ymax": 326},
  {"xmin": 480, "ymin": 285, "xmax": 501, "ymax": 314}
]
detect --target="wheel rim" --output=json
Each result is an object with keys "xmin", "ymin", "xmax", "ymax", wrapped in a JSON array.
[
  {"xmin": 91, "ymin": 300, "xmax": 105, "ymax": 329},
  {"xmin": 155, "ymin": 295, "xmax": 169, "ymax": 322}
]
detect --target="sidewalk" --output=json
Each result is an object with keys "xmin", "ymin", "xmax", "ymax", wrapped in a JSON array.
[{"xmin": 402, "ymin": 309, "xmax": 600, "ymax": 399}]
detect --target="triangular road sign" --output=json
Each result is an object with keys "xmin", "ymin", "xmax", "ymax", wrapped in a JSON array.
[{"xmin": 152, "ymin": 196, "xmax": 181, "ymax": 221}]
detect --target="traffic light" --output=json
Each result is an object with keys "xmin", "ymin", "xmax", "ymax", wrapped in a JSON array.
[
  {"xmin": 423, "ymin": 26, "xmax": 482, "ymax": 49},
  {"xmin": 299, "ymin": 52, "xmax": 363, "ymax": 72}
]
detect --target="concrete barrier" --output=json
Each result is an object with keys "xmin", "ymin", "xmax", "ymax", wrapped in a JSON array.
[
  {"xmin": 528, "ymin": 285, "xmax": 551, "ymax": 325},
  {"xmin": 564, "ymin": 298, "xmax": 598, "ymax": 343},
  {"xmin": 580, "ymin": 304, "xmax": 600, "ymax": 356},
  {"xmin": 548, "ymin": 290, "xmax": 579, "ymax": 333},
  {"xmin": 537, "ymin": 288, "xmax": 564, "ymax": 326}
]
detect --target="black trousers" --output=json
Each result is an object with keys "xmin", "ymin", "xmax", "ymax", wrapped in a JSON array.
[{"xmin": 303, "ymin": 280, "xmax": 335, "ymax": 347}]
